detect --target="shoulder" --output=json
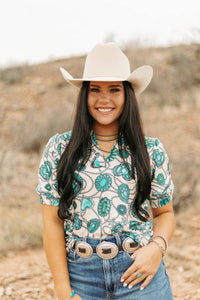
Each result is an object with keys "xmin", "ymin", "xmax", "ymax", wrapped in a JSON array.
[
  {"xmin": 59, "ymin": 130, "xmax": 72, "ymax": 143},
  {"xmin": 43, "ymin": 130, "xmax": 72, "ymax": 159},
  {"xmin": 145, "ymin": 136, "xmax": 171, "ymax": 168},
  {"xmin": 48, "ymin": 130, "xmax": 72, "ymax": 145},
  {"xmin": 145, "ymin": 136, "xmax": 162, "ymax": 150},
  {"xmin": 144, "ymin": 136, "xmax": 169, "ymax": 158},
  {"xmin": 144, "ymin": 136, "xmax": 167, "ymax": 152}
]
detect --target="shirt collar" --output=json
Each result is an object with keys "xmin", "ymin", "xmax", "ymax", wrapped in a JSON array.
[{"xmin": 90, "ymin": 130, "xmax": 125, "ymax": 167}]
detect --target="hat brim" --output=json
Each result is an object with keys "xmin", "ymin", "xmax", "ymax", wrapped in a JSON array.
[{"xmin": 60, "ymin": 65, "xmax": 153, "ymax": 95}]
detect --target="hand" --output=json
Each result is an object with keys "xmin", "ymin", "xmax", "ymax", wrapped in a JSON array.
[{"xmin": 120, "ymin": 242, "xmax": 162, "ymax": 290}]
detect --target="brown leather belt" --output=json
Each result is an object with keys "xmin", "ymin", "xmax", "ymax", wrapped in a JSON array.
[
  {"xmin": 73, "ymin": 243, "xmax": 124, "ymax": 253},
  {"xmin": 72, "ymin": 238, "xmax": 140, "ymax": 259}
]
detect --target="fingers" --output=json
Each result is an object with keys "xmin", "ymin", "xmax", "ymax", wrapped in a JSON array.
[
  {"xmin": 120, "ymin": 251, "xmax": 158, "ymax": 290},
  {"xmin": 140, "ymin": 274, "xmax": 154, "ymax": 290},
  {"xmin": 121, "ymin": 259, "xmax": 144, "ymax": 283},
  {"xmin": 120, "ymin": 264, "xmax": 137, "ymax": 283},
  {"xmin": 126, "ymin": 273, "xmax": 146, "ymax": 289},
  {"xmin": 121, "ymin": 267, "xmax": 155, "ymax": 290}
]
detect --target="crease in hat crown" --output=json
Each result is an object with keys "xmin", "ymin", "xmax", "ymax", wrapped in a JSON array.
[
  {"xmin": 60, "ymin": 42, "xmax": 153, "ymax": 95},
  {"xmin": 83, "ymin": 43, "xmax": 131, "ymax": 79}
]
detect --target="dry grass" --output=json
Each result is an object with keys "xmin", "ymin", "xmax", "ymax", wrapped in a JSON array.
[
  {"xmin": 0, "ymin": 202, "xmax": 200, "ymax": 299},
  {"xmin": 14, "ymin": 105, "xmax": 73, "ymax": 153},
  {"xmin": 0, "ymin": 43, "xmax": 200, "ymax": 256},
  {"xmin": 0, "ymin": 64, "xmax": 32, "ymax": 84},
  {"xmin": 0, "ymin": 44, "xmax": 200, "ymax": 299},
  {"xmin": 0, "ymin": 206, "xmax": 42, "ymax": 254}
]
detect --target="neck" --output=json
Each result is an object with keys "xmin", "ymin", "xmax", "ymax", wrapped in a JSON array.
[{"xmin": 92, "ymin": 122, "xmax": 119, "ymax": 136}]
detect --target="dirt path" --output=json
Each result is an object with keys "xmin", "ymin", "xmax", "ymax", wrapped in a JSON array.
[{"xmin": 0, "ymin": 204, "xmax": 200, "ymax": 300}]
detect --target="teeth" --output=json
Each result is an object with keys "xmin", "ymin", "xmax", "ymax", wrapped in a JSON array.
[{"xmin": 97, "ymin": 108, "xmax": 113, "ymax": 112}]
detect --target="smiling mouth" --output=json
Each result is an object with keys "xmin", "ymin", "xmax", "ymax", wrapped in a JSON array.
[{"xmin": 96, "ymin": 108, "xmax": 114, "ymax": 112}]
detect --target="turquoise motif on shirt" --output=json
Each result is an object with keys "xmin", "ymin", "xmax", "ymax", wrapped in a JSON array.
[{"xmin": 36, "ymin": 130, "xmax": 174, "ymax": 246}]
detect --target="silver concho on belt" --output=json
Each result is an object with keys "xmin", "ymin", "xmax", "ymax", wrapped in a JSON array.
[
  {"xmin": 74, "ymin": 238, "xmax": 140, "ymax": 259},
  {"xmin": 75, "ymin": 241, "xmax": 93, "ymax": 258},
  {"xmin": 96, "ymin": 241, "xmax": 118, "ymax": 259},
  {"xmin": 122, "ymin": 237, "xmax": 140, "ymax": 252}
]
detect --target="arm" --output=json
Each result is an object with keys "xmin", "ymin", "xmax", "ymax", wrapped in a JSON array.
[
  {"xmin": 120, "ymin": 138, "xmax": 175, "ymax": 289},
  {"xmin": 120, "ymin": 201, "xmax": 175, "ymax": 290},
  {"xmin": 151, "ymin": 200, "xmax": 175, "ymax": 251},
  {"xmin": 37, "ymin": 134, "xmax": 81, "ymax": 299},
  {"xmin": 41, "ymin": 204, "xmax": 80, "ymax": 300}
]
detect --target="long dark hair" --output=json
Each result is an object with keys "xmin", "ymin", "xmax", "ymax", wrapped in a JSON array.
[{"xmin": 57, "ymin": 81, "xmax": 151, "ymax": 222}]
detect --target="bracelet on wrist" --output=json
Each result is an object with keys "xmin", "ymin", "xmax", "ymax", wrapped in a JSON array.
[
  {"xmin": 153, "ymin": 234, "xmax": 168, "ymax": 253},
  {"xmin": 150, "ymin": 239, "xmax": 165, "ymax": 256}
]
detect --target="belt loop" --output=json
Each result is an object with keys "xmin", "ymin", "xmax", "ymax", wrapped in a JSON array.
[{"xmin": 114, "ymin": 234, "xmax": 121, "ymax": 246}]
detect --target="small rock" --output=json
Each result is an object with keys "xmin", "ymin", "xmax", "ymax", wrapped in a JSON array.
[
  {"xmin": 7, "ymin": 252, "xmax": 15, "ymax": 258},
  {"xmin": 177, "ymin": 265, "xmax": 184, "ymax": 272},
  {"xmin": 5, "ymin": 286, "xmax": 12, "ymax": 295},
  {"xmin": 43, "ymin": 279, "xmax": 49, "ymax": 284},
  {"xmin": 22, "ymin": 287, "xmax": 35, "ymax": 293},
  {"xmin": 43, "ymin": 272, "xmax": 52, "ymax": 279},
  {"xmin": 0, "ymin": 286, "xmax": 4, "ymax": 297},
  {"xmin": 17, "ymin": 272, "xmax": 31, "ymax": 280},
  {"xmin": 182, "ymin": 233, "xmax": 189, "ymax": 239}
]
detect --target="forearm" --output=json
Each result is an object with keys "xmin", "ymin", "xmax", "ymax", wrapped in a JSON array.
[
  {"xmin": 43, "ymin": 220, "xmax": 72, "ymax": 300},
  {"xmin": 152, "ymin": 210, "xmax": 175, "ymax": 252}
]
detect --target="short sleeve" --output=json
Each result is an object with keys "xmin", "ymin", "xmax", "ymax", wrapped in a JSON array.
[
  {"xmin": 36, "ymin": 133, "xmax": 61, "ymax": 206},
  {"xmin": 148, "ymin": 138, "xmax": 174, "ymax": 208}
]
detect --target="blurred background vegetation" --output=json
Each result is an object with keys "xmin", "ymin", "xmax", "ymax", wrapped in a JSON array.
[{"xmin": 0, "ymin": 43, "xmax": 200, "ymax": 256}]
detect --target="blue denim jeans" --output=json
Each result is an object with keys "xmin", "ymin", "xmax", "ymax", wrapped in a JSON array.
[{"xmin": 67, "ymin": 234, "xmax": 173, "ymax": 300}]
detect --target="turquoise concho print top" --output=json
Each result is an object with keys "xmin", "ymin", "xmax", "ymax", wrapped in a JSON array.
[{"xmin": 36, "ymin": 131, "xmax": 174, "ymax": 247}]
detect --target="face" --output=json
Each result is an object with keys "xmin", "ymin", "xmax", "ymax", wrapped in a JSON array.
[{"xmin": 87, "ymin": 81, "xmax": 125, "ymax": 131}]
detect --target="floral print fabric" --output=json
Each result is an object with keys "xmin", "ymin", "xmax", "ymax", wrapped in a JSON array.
[{"xmin": 36, "ymin": 131, "xmax": 174, "ymax": 246}]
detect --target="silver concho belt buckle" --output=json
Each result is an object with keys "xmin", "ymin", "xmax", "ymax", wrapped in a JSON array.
[
  {"xmin": 96, "ymin": 241, "xmax": 118, "ymax": 259},
  {"xmin": 75, "ymin": 241, "xmax": 93, "ymax": 258},
  {"xmin": 122, "ymin": 237, "xmax": 140, "ymax": 253}
]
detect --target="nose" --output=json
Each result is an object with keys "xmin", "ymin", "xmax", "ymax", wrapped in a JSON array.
[{"xmin": 98, "ymin": 91, "xmax": 110, "ymax": 103}]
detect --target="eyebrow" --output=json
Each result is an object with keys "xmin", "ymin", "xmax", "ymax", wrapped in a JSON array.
[{"xmin": 90, "ymin": 84, "xmax": 122, "ymax": 88}]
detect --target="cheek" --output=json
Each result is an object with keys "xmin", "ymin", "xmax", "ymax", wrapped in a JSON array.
[
  {"xmin": 118, "ymin": 105, "xmax": 124, "ymax": 116},
  {"xmin": 87, "ymin": 96, "xmax": 91, "ymax": 108},
  {"xmin": 118, "ymin": 97, "xmax": 125, "ymax": 112},
  {"xmin": 87, "ymin": 95, "xmax": 95, "ymax": 107},
  {"xmin": 87, "ymin": 97, "xmax": 95, "ymax": 116},
  {"xmin": 87, "ymin": 105, "xmax": 92, "ymax": 116}
]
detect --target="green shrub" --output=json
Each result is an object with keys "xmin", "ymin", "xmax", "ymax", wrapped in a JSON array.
[
  {"xmin": 0, "ymin": 64, "xmax": 31, "ymax": 84},
  {"xmin": 14, "ymin": 105, "xmax": 73, "ymax": 153}
]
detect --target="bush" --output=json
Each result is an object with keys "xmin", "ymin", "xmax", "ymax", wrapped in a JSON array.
[
  {"xmin": 0, "ymin": 64, "xmax": 31, "ymax": 84},
  {"xmin": 14, "ymin": 105, "xmax": 74, "ymax": 153}
]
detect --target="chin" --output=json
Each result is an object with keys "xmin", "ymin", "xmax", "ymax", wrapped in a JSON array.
[{"xmin": 95, "ymin": 119, "xmax": 118, "ymax": 127}]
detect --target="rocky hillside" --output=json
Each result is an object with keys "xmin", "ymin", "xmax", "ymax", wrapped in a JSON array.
[{"xmin": 0, "ymin": 43, "xmax": 200, "ymax": 254}]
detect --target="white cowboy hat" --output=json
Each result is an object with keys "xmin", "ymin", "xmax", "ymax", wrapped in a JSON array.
[{"xmin": 60, "ymin": 42, "xmax": 153, "ymax": 95}]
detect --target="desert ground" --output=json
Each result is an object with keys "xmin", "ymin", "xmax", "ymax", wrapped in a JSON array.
[
  {"xmin": 0, "ymin": 43, "xmax": 200, "ymax": 299},
  {"xmin": 0, "ymin": 200, "xmax": 200, "ymax": 299}
]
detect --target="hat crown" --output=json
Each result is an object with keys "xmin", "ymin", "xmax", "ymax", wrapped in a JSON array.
[
  {"xmin": 60, "ymin": 42, "xmax": 153, "ymax": 95},
  {"xmin": 83, "ymin": 42, "xmax": 131, "ymax": 79}
]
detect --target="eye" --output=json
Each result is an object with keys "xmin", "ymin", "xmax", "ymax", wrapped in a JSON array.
[
  {"xmin": 111, "ymin": 88, "xmax": 120, "ymax": 93},
  {"xmin": 90, "ymin": 88, "xmax": 99, "ymax": 92}
]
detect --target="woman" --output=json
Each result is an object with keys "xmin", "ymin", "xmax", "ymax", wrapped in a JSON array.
[{"xmin": 36, "ymin": 42, "xmax": 175, "ymax": 300}]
